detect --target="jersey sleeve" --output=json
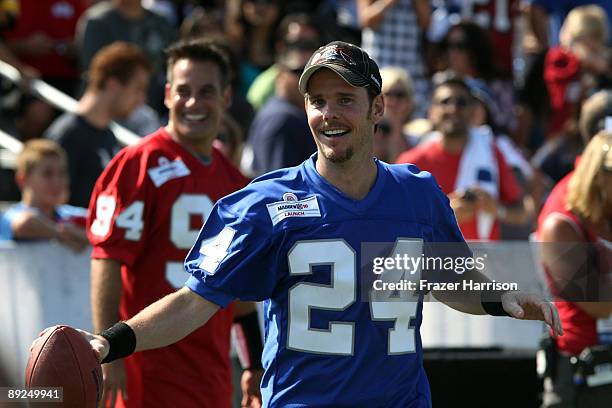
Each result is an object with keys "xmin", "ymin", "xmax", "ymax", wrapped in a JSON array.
[
  {"xmin": 86, "ymin": 148, "xmax": 152, "ymax": 266},
  {"xmin": 184, "ymin": 200, "xmax": 278, "ymax": 308}
]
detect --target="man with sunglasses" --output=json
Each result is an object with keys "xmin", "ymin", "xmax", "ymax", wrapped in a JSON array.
[
  {"xmin": 396, "ymin": 71, "xmax": 528, "ymax": 241},
  {"xmin": 244, "ymin": 45, "xmax": 316, "ymax": 176}
]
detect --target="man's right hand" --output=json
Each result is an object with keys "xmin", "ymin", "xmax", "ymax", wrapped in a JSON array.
[
  {"xmin": 73, "ymin": 328, "xmax": 109, "ymax": 362},
  {"xmin": 73, "ymin": 329, "xmax": 129, "ymax": 408},
  {"xmin": 100, "ymin": 360, "xmax": 128, "ymax": 408},
  {"xmin": 31, "ymin": 327, "xmax": 109, "ymax": 363}
]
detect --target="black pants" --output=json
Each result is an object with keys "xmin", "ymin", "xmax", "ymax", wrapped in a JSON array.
[{"xmin": 541, "ymin": 353, "xmax": 612, "ymax": 408}]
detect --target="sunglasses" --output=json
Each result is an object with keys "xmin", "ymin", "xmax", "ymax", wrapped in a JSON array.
[
  {"xmin": 433, "ymin": 96, "xmax": 472, "ymax": 108},
  {"xmin": 384, "ymin": 90, "xmax": 409, "ymax": 99}
]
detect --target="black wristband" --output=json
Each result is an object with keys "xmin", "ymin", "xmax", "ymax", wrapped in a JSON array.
[
  {"xmin": 99, "ymin": 322, "xmax": 137, "ymax": 364},
  {"xmin": 481, "ymin": 301, "xmax": 511, "ymax": 317},
  {"xmin": 233, "ymin": 311, "xmax": 263, "ymax": 370}
]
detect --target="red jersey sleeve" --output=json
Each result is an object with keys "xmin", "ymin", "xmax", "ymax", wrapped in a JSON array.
[
  {"xmin": 495, "ymin": 146, "xmax": 522, "ymax": 205},
  {"xmin": 87, "ymin": 147, "xmax": 153, "ymax": 266}
]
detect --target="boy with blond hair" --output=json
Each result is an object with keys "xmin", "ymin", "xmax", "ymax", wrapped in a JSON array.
[{"xmin": 0, "ymin": 139, "xmax": 88, "ymax": 251}]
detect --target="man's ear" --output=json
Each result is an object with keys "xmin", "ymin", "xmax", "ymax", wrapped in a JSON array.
[
  {"xmin": 372, "ymin": 94, "xmax": 385, "ymax": 123},
  {"xmin": 14, "ymin": 171, "xmax": 25, "ymax": 190},
  {"xmin": 164, "ymin": 83, "xmax": 172, "ymax": 110}
]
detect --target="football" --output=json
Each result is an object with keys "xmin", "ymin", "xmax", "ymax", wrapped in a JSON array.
[{"xmin": 25, "ymin": 325, "xmax": 103, "ymax": 407}]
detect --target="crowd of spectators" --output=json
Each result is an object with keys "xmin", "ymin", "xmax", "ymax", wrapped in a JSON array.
[
  {"xmin": 0, "ymin": 1, "xmax": 611, "ymax": 406},
  {"xmin": 0, "ymin": 0, "xmax": 609, "ymax": 237}
]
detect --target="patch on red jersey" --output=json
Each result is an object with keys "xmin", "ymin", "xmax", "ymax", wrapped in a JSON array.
[{"xmin": 147, "ymin": 156, "xmax": 191, "ymax": 187}]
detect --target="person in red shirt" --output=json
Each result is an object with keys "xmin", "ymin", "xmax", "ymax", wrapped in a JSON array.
[
  {"xmin": 2, "ymin": 0, "xmax": 87, "ymax": 141},
  {"xmin": 534, "ymin": 89, "xmax": 612, "ymax": 407},
  {"xmin": 396, "ymin": 72, "xmax": 528, "ymax": 241},
  {"xmin": 543, "ymin": 5, "xmax": 610, "ymax": 140},
  {"xmin": 536, "ymin": 131, "xmax": 612, "ymax": 407},
  {"xmin": 87, "ymin": 39, "xmax": 263, "ymax": 408},
  {"xmin": 3, "ymin": 0, "xmax": 85, "ymax": 91}
]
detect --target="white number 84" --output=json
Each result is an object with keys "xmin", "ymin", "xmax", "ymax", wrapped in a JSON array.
[{"xmin": 90, "ymin": 193, "xmax": 214, "ymax": 288}]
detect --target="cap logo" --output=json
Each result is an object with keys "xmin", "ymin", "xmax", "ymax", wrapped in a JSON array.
[
  {"xmin": 370, "ymin": 74, "xmax": 381, "ymax": 88},
  {"xmin": 312, "ymin": 45, "xmax": 357, "ymax": 66}
]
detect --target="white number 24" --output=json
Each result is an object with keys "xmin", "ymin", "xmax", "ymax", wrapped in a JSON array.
[{"xmin": 287, "ymin": 239, "xmax": 422, "ymax": 356}]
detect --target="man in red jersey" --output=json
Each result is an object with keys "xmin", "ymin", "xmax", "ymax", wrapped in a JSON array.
[
  {"xmin": 87, "ymin": 39, "xmax": 263, "ymax": 408},
  {"xmin": 396, "ymin": 72, "xmax": 528, "ymax": 241}
]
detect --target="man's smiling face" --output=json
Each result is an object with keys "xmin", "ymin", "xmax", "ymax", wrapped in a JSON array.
[{"xmin": 305, "ymin": 68, "xmax": 383, "ymax": 164}]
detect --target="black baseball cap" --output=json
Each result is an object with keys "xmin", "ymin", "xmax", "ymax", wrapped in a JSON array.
[{"xmin": 298, "ymin": 41, "xmax": 382, "ymax": 95}]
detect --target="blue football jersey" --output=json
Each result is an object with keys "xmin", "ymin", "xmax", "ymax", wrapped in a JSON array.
[{"xmin": 185, "ymin": 156, "xmax": 465, "ymax": 408}]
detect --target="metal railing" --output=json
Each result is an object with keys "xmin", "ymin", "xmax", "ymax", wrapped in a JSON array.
[
  {"xmin": 0, "ymin": 59, "xmax": 142, "ymax": 161},
  {"xmin": 0, "ymin": 128, "xmax": 20, "ymax": 169}
]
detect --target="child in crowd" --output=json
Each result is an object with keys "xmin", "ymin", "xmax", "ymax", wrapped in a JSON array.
[{"xmin": 0, "ymin": 139, "xmax": 88, "ymax": 252}]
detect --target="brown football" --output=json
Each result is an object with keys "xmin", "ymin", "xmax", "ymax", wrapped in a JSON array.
[{"xmin": 25, "ymin": 325, "xmax": 103, "ymax": 407}]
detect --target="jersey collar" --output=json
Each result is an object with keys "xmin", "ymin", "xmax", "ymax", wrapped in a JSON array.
[{"xmin": 302, "ymin": 153, "xmax": 387, "ymax": 215}]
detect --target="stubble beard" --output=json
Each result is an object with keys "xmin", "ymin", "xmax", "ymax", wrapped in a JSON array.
[
  {"xmin": 324, "ymin": 146, "xmax": 354, "ymax": 164},
  {"xmin": 319, "ymin": 106, "xmax": 373, "ymax": 164}
]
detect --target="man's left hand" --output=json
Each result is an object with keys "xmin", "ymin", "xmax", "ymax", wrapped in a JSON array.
[
  {"xmin": 240, "ymin": 368, "xmax": 263, "ymax": 408},
  {"xmin": 501, "ymin": 291, "xmax": 564, "ymax": 337}
]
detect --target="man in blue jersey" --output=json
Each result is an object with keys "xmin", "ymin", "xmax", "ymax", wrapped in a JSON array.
[{"xmin": 43, "ymin": 41, "xmax": 563, "ymax": 407}]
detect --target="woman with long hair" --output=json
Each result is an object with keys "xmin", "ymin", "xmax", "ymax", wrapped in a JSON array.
[{"xmin": 537, "ymin": 131, "xmax": 612, "ymax": 407}]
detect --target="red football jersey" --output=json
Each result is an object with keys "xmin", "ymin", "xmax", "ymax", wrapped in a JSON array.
[{"xmin": 87, "ymin": 128, "xmax": 248, "ymax": 408}]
